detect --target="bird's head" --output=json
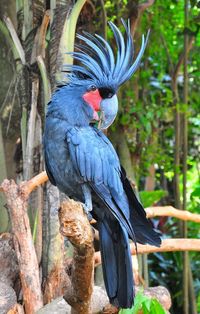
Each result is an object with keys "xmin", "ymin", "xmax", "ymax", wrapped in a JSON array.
[{"xmin": 64, "ymin": 20, "xmax": 149, "ymax": 129}]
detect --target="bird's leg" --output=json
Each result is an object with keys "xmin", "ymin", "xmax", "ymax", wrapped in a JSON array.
[{"xmin": 81, "ymin": 184, "xmax": 93, "ymax": 221}]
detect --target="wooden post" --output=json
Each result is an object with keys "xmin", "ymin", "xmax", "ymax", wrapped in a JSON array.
[{"xmin": 59, "ymin": 199, "xmax": 94, "ymax": 314}]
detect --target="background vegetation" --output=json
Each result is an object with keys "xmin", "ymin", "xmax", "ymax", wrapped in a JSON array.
[{"xmin": 0, "ymin": 0, "xmax": 199, "ymax": 313}]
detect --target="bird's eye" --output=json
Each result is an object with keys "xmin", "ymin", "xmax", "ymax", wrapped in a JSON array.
[
  {"xmin": 107, "ymin": 93, "xmax": 113, "ymax": 98},
  {"xmin": 90, "ymin": 85, "xmax": 97, "ymax": 91}
]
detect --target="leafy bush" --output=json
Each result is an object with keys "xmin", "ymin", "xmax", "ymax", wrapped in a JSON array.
[{"xmin": 119, "ymin": 291, "xmax": 166, "ymax": 314}]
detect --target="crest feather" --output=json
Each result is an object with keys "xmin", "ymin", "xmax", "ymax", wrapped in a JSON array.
[{"xmin": 64, "ymin": 19, "xmax": 149, "ymax": 87}]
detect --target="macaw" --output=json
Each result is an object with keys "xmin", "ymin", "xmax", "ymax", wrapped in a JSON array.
[{"xmin": 43, "ymin": 20, "xmax": 161, "ymax": 308}]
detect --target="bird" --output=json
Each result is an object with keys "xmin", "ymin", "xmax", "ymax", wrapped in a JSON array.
[{"xmin": 43, "ymin": 20, "xmax": 161, "ymax": 309}]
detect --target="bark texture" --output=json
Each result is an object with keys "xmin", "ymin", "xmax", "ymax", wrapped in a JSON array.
[
  {"xmin": 59, "ymin": 199, "xmax": 94, "ymax": 314},
  {"xmin": 146, "ymin": 206, "xmax": 200, "ymax": 222},
  {"xmin": 0, "ymin": 179, "xmax": 43, "ymax": 313},
  {"xmin": 0, "ymin": 233, "xmax": 19, "ymax": 287},
  {"xmin": 94, "ymin": 239, "xmax": 200, "ymax": 265},
  {"xmin": 0, "ymin": 282, "xmax": 17, "ymax": 314}
]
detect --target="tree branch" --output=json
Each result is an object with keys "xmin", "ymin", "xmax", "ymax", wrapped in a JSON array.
[
  {"xmin": 94, "ymin": 239, "xmax": 200, "ymax": 266},
  {"xmin": 2, "ymin": 172, "xmax": 200, "ymax": 226},
  {"xmin": 172, "ymin": 35, "xmax": 194, "ymax": 81},
  {"xmin": 146, "ymin": 206, "xmax": 200, "ymax": 223},
  {"xmin": 129, "ymin": 0, "xmax": 155, "ymax": 35},
  {"xmin": 21, "ymin": 171, "xmax": 48, "ymax": 197},
  {"xmin": 138, "ymin": 0, "xmax": 155, "ymax": 13},
  {"xmin": 58, "ymin": 199, "xmax": 94, "ymax": 314},
  {"xmin": 0, "ymin": 180, "xmax": 43, "ymax": 313}
]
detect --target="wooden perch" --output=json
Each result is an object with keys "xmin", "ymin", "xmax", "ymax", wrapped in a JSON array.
[
  {"xmin": 94, "ymin": 238, "xmax": 200, "ymax": 266},
  {"xmin": 0, "ymin": 179, "xmax": 43, "ymax": 313},
  {"xmin": 1, "ymin": 171, "xmax": 199, "ymax": 313},
  {"xmin": 146, "ymin": 206, "xmax": 200, "ymax": 223},
  {"xmin": 3, "ymin": 171, "xmax": 199, "ymax": 224},
  {"xmin": 58, "ymin": 199, "xmax": 94, "ymax": 314},
  {"xmin": 22, "ymin": 170, "xmax": 48, "ymax": 196}
]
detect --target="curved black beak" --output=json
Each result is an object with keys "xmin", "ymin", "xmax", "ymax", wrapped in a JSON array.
[{"xmin": 99, "ymin": 95, "xmax": 118, "ymax": 129}]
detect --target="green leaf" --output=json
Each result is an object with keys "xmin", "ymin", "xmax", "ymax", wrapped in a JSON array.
[
  {"xmin": 151, "ymin": 299, "xmax": 166, "ymax": 314},
  {"xmin": 190, "ymin": 186, "xmax": 200, "ymax": 198},
  {"xmin": 139, "ymin": 190, "xmax": 167, "ymax": 207}
]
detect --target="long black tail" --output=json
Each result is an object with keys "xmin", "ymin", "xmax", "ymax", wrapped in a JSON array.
[
  {"xmin": 121, "ymin": 167, "xmax": 161, "ymax": 247},
  {"xmin": 98, "ymin": 218, "xmax": 134, "ymax": 308}
]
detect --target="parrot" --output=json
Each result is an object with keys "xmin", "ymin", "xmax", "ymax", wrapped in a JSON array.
[{"xmin": 43, "ymin": 20, "xmax": 161, "ymax": 309}]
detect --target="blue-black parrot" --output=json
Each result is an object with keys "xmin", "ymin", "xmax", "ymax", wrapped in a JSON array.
[{"xmin": 43, "ymin": 20, "xmax": 161, "ymax": 309}]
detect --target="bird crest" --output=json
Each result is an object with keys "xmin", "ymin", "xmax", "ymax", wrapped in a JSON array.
[{"xmin": 63, "ymin": 19, "xmax": 149, "ymax": 89}]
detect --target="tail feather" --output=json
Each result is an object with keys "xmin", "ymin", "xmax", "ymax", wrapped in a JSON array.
[
  {"xmin": 121, "ymin": 167, "xmax": 161, "ymax": 247},
  {"xmin": 98, "ymin": 219, "xmax": 134, "ymax": 308}
]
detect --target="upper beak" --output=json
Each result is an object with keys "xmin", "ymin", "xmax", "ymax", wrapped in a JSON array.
[{"xmin": 98, "ymin": 94, "xmax": 118, "ymax": 129}]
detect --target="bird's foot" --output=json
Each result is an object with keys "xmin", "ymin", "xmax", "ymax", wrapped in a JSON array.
[{"xmin": 82, "ymin": 204, "xmax": 93, "ymax": 221}]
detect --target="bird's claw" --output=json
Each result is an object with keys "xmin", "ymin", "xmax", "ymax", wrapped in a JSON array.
[{"xmin": 82, "ymin": 204, "xmax": 93, "ymax": 221}]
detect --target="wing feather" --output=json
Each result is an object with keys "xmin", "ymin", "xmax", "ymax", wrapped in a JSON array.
[{"xmin": 66, "ymin": 126, "xmax": 135, "ymax": 240}]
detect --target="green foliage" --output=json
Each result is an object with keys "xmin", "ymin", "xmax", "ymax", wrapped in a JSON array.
[
  {"xmin": 149, "ymin": 162, "xmax": 200, "ymax": 313},
  {"xmin": 139, "ymin": 190, "xmax": 167, "ymax": 208},
  {"xmin": 119, "ymin": 291, "xmax": 166, "ymax": 314}
]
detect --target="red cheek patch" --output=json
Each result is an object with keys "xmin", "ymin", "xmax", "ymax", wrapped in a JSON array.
[{"xmin": 83, "ymin": 90, "xmax": 102, "ymax": 112}]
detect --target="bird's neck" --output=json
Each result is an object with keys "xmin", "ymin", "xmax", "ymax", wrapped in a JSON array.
[{"xmin": 47, "ymin": 85, "xmax": 93, "ymax": 127}]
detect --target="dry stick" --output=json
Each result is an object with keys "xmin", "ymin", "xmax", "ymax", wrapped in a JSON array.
[
  {"xmin": 58, "ymin": 199, "xmax": 94, "ymax": 314},
  {"xmin": 0, "ymin": 179, "xmax": 43, "ymax": 313},
  {"xmin": 94, "ymin": 239, "xmax": 200, "ymax": 266}
]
